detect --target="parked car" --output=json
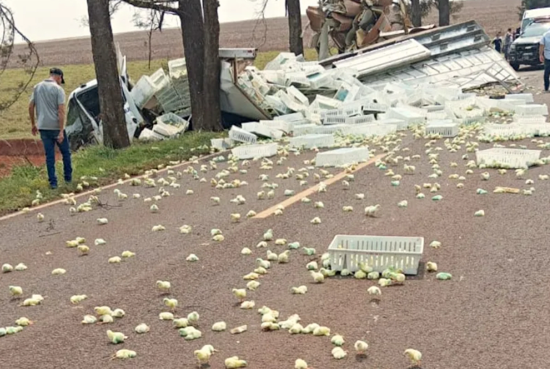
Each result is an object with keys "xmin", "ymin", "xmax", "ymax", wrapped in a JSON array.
[{"xmin": 508, "ymin": 19, "xmax": 550, "ymax": 71}]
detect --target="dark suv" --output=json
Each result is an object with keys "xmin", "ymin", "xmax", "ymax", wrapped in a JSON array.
[{"xmin": 509, "ymin": 20, "xmax": 550, "ymax": 71}]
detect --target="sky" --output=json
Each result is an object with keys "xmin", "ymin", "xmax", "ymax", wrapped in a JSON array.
[{"xmin": 3, "ymin": 0, "xmax": 320, "ymax": 42}]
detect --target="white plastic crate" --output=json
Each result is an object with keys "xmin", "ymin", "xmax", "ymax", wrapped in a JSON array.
[
  {"xmin": 505, "ymin": 93, "xmax": 534, "ymax": 103},
  {"xmin": 274, "ymin": 112, "xmax": 304, "ymax": 122},
  {"xmin": 377, "ymin": 118, "xmax": 407, "ymax": 131},
  {"xmin": 242, "ymin": 122, "xmax": 283, "ymax": 139},
  {"xmin": 425, "ymin": 121, "xmax": 459, "ymax": 137},
  {"xmin": 476, "ymin": 148, "xmax": 541, "ymax": 169},
  {"xmin": 386, "ymin": 107, "xmax": 424, "ymax": 126},
  {"xmin": 427, "ymin": 110, "xmax": 451, "ymax": 120},
  {"xmin": 340, "ymin": 123, "xmax": 396, "ymax": 137},
  {"xmin": 292, "ymin": 124, "xmax": 319, "ymax": 136},
  {"xmin": 260, "ymin": 120, "xmax": 291, "ymax": 134},
  {"xmin": 231, "ymin": 143, "xmax": 279, "ymax": 160},
  {"xmin": 521, "ymin": 123, "xmax": 550, "ymax": 136},
  {"xmin": 514, "ymin": 104, "xmax": 549, "ymax": 116},
  {"xmin": 346, "ymin": 115, "xmax": 375, "ymax": 124},
  {"xmin": 315, "ymin": 147, "xmax": 370, "ymax": 167},
  {"xmin": 211, "ymin": 138, "xmax": 234, "ymax": 150},
  {"xmin": 362, "ymin": 101, "xmax": 389, "ymax": 113},
  {"xmin": 229, "ymin": 126, "xmax": 258, "ymax": 144},
  {"xmin": 483, "ymin": 123, "xmax": 525, "ymax": 137},
  {"xmin": 156, "ymin": 112, "xmax": 188, "ymax": 127},
  {"xmin": 323, "ymin": 116, "xmax": 348, "ymax": 125},
  {"xmin": 311, "ymin": 124, "xmax": 349, "ymax": 135},
  {"xmin": 328, "ymin": 235, "xmax": 424, "ymax": 275},
  {"xmin": 289, "ymin": 134, "xmax": 335, "ymax": 149},
  {"xmin": 514, "ymin": 115, "xmax": 547, "ymax": 124}
]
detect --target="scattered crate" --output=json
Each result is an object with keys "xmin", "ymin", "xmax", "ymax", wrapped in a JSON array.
[
  {"xmin": 483, "ymin": 123, "xmax": 525, "ymax": 137},
  {"xmin": 425, "ymin": 121, "xmax": 459, "ymax": 137},
  {"xmin": 386, "ymin": 107, "xmax": 424, "ymax": 126},
  {"xmin": 274, "ymin": 112, "xmax": 304, "ymax": 122},
  {"xmin": 260, "ymin": 120, "xmax": 291, "ymax": 134},
  {"xmin": 231, "ymin": 143, "xmax": 279, "ymax": 160},
  {"xmin": 211, "ymin": 138, "xmax": 234, "ymax": 151},
  {"xmin": 514, "ymin": 104, "xmax": 549, "ymax": 116},
  {"xmin": 311, "ymin": 124, "xmax": 349, "ymax": 135},
  {"xmin": 323, "ymin": 116, "xmax": 348, "ymax": 125},
  {"xmin": 377, "ymin": 118, "xmax": 408, "ymax": 130},
  {"xmin": 229, "ymin": 126, "xmax": 258, "ymax": 144},
  {"xmin": 346, "ymin": 115, "xmax": 375, "ymax": 124},
  {"xmin": 289, "ymin": 134, "xmax": 335, "ymax": 149},
  {"xmin": 476, "ymin": 148, "xmax": 542, "ymax": 169},
  {"xmin": 315, "ymin": 147, "xmax": 370, "ymax": 167},
  {"xmin": 241, "ymin": 122, "xmax": 283, "ymax": 140},
  {"xmin": 505, "ymin": 93, "xmax": 534, "ymax": 103},
  {"xmin": 292, "ymin": 124, "xmax": 319, "ymax": 136},
  {"xmin": 328, "ymin": 235, "xmax": 424, "ymax": 275},
  {"xmin": 514, "ymin": 116, "xmax": 547, "ymax": 124},
  {"xmin": 340, "ymin": 123, "xmax": 396, "ymax": 137}
]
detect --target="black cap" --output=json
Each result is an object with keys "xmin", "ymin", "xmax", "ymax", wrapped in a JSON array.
[{"xmin": 50, "ymin": 68, "xmax": 65, "ymax": 84}]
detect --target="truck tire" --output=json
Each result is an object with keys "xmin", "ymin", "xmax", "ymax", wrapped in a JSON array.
[{"xmin": 510, "ymin": 63, "xmax": 520, "ymax": 71}]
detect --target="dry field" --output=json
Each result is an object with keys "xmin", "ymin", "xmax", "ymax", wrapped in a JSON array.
[{"xmin": 9, "ymin": 0, "xmax": 521, "ymax": 69}]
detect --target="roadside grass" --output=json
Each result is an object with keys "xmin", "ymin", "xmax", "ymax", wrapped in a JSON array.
[
  {"xmin": 0, "ymin": 131, "xmax": 219, "ymax": 215},
  {"xmin": 0, "ymin": 47, "xmax": 321, "ymax": 214}
]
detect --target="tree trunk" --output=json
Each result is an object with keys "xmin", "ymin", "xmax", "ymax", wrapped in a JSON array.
[
  {"xmin": 202, "ymin": 0, "xmax": 223, "ymax": 131},
  {"xmin": 178, "ymin": 0, "xmax": 206, "ymax": 131},
  {"xmin": 439, "ymin": 0, "xmax": 450, "ymax": 27},
  {"xmin": 411, "ymin": 0, "xmax": 422, "ymax": 27},
  {"xmin": 286, "ymin": 0, "xmax": 304, "ymax": 56},
  {"xmin": 86, "ymin": 0, "xmax": 130, "ymax": 149}
]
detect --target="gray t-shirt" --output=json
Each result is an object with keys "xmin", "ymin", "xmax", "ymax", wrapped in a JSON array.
[{"xmin": 30, "ymin": 80, "xmax": 65, "ymax": 130}]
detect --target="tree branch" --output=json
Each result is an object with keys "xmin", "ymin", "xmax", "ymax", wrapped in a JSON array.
[{"xmin": 119, "ymin": 0, "xmax": 179, "ymax": 15}]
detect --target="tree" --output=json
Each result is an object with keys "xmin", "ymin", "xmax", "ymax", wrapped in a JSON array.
[
  {"xmin": 518, "ymin": 0, "xmax": 550, "ymax": 19},
  {"xmin": 438, "ymin": 0, "xmax": 450, "ymax": 26},
  {"xmin": 286, "ymin": 0, "xmax": 303, "ymax": 55},
  {"xmin": 411, "ymin": 0, "xmax": 422, "ymax": 27},
  {"xmin": 87, "ymin": 0, "xmax": 131, "ymax": 149},
  {"xmin": 0, "ymin": 3, "xmax": 39, "ymax": 111},
  {"xmin": 401, "ymin": 0, "xmax": 463, "ymax": 25},
  {"xmin": 121, "ymin": 0, "xmax": 223, "ymax": 132}
]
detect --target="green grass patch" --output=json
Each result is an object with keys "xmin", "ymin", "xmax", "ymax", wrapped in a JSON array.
[{"xmin": 0, "ymin": 131, "xmax": 220, "ymax": 215}]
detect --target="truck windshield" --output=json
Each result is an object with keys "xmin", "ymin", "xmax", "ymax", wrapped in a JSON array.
[{"xmin": 523, "ymin": 22, "xmax": 550, "ymax": 37}]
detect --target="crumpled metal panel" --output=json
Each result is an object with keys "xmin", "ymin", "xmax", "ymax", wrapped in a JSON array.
[
  {"xmin": 332, "ymin": 39, "xmax": 432, "ymax": 78},
  {"xmin": 360, "ymin": 46, "xmax": 520, "ymax": 90}
]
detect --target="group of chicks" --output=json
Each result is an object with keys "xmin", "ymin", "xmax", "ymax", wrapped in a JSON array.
[{"xmin": 12, "ymin": 112, "xmax": 550, "ymax": 369}]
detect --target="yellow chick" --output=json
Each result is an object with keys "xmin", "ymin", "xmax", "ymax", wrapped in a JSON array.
[
  {"xmin": 331, "ymin": 334, "xmax": 345, "ymax": 346},
  {"xmin": 173, "ymin": 318, "xmax": 189, "ymax": 328},
  {"xmin": 231, "ymin": 213, "xmax": 241, "ymax": 223},
  {"xmin": 108, "ymin": 256, "xmax": 122, "ymax": 264},
  {"xmin": 332, "ymin": 347, "xmax": 348, "ymax": 359},
  {"xmin": 426, "ymin": 262, "xmax": 438, "ymax": 272},
  {"xmin": 404, "ymin": 349, "xmax": 422, "ymax": 366},
  {"xmin": 51, "ymin": 268, "xmax": 66, "ymax": 275},
  {"xmin": 70, "ymin": 294, "xmax": 88, "ymax": 304},
  {"xmin": 278, "ymin": 250, "xmax": 290, "ymax": 263},
  {"xmin": 240, "ymin": 300, "xmax": 255, "ymax": 309},
  {"xmin": 121, "ymin": 250, "xmax": 136, "ymax": 258},
  {"xmin": 212, "ymin": 321, "xmax": 227, "ymax": 331},
  {"xmin": 354, "ymin": 340, "xmax": 369, "ymax": 355},
  {"xmin": 107, "ymin": 330, "xmax": 127, "ymax": 344},
  {"xmin": 9, "ymin": 286, "xmax": 23, "ymax": 298},
  {"xmin": 135, "ymin": 323, "xmax": 150, "ymax": 334},
  {"xmin": 310, "ymin": 217, "xmax": 321, "ymax": 224},
  {"xmin": 310, "ymin": 270, "xmax": 325, "ymax": 283},
  {"xmin": 37, "ymin": 213, "xmax": 45, "ymax": 222},
  {"xmin": 367, "ymin": 286, "xmax": 381, "ymax": 295},
  {"xmin": 156, "ymin": 280, "xmax": 171, "ymax": 293},
  {"xmin": 232, "ymin": 288, "xmax": 246, "ymax": 302},
  {"xmin": 224, "ymin": 356, "xmax": 248, "ymax": 368},
  {"xmin": 94, "ymin": 306, "xmax": 113, "ymax": 316},
  {"xmin": 159, "ymin": 312, "xmax": 174, "ymax": 320},
  {"xmin": 295, "ymin": 359, "xmax": 309, "ymax": 369},
  {"xmin": 77, "ymin": 245, "xmax": 90, "ymax": 255},
  {"xmin": 247, "ymin": 281, "xmax": 260, "ymax": 291},
  {"xmin": 194, "ymin": 345, "xmax": 218, "ymax": 366},
  {"xmin": 163, "ymin": 297, "xmax": 178, "ymax": 311},
  {"xmin": 15, "ymin": 317, "xmax": 33, "ymax": 326},
  {"xmin": 291, "ymin": 286, "xmax": 308, "ymax": 295},
  {"xmin": 113, "ymin": 349, "xmax": 137, "ymax": 360}
]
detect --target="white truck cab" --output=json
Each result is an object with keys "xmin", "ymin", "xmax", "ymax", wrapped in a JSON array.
[{"xmin": 522, "ymin": 7, "xmax": 550, "ymax": 32}]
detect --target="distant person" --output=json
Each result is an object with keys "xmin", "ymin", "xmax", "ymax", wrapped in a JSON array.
[
  {"xmin": 28, "ymin": 68, "xmax": 72, "ymax": 189},
  {"xmin": 540, "ymin": 29, "xmax": 550, "ymax": 92},
  {"xmin": 492, "ymin": 32, "xmax": 503, "ymax": 53},
  {"xmin": 515, "ymin": 27, "xmax": 521, "ymax": 40},
  {"xmin": 504, "ymin": 28, "xmax": 513, "ymax": 60}
]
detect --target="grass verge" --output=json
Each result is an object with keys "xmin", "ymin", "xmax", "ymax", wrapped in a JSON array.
[{"xmin": 0, "ymin": 131, "xmax": 219, "ymax": 216}]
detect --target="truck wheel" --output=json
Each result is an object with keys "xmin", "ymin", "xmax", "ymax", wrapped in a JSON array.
[{"xmin": 510, "ymin": 63, "xmax": 520, "ymax": 71}]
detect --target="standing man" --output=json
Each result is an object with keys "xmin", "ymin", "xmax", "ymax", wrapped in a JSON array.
[
  {"xmin": 504, "ymin": 28, "xmax": 513, "ymax": 60},
  {"xmin": 492, "ymin": 32, "xmax": 503, "ymax": 54},
  {"xmin": 540, "ymin": 28, "xmax": 550, "ymax": 92},
  {"xmin": 29, "ymin": 68, "xmax": 72, "ymax": 189}
]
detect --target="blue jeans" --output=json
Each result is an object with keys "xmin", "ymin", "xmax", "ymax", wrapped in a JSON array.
[
  {"xmin": 39, "ymin": 129, "xmax": 72, "ymax": 188},
  {"xmin": 545, "ymin": 59, "xmax": 550, "ymax": 91}
]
